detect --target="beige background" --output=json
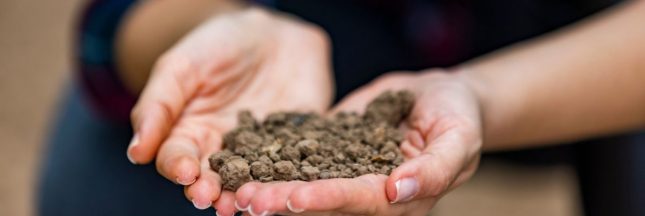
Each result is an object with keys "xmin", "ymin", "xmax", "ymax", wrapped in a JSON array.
[{"xmin": 0, "ymin": 0, "xmax": 580, "ymax": 215}]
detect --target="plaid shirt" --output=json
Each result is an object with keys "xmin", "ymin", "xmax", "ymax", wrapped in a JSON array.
[{"xmin": 77, "ymin": 0, "xmax": 137, "ymax": 121}]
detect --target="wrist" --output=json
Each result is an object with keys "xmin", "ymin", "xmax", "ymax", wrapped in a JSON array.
[
  {"xmin": 452, "ymin": 67, "xmax": 489, "ymax": 112},
  {"xmin": 451, "ymin": 66, "xmax": 498, "ymax": 150}
]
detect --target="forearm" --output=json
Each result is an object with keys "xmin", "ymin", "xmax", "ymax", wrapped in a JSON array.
[
  {"xmin": 460, "ymin": 0, "xmax": 645, "ymax": 150},
  {"xmin": 115, "ymin": 0, "xmax": 246, "ymax": 94}
]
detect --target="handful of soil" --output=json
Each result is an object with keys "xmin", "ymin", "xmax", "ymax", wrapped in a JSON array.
[{"xmin": 209, "ymin": 91, "xmax": 415, "ymax": 191}]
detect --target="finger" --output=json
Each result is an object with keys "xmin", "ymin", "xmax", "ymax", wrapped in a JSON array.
[
  {"xmin": 185, "ymin": 157, "xmax": 223, "ymax": 210},
  {"xmin": 329, "ymin": 84, "xmax": 378, "ymax": 115},
  {"xmin": 248, "ymin": 181, "xmax": 306, "ymax": 215},
  {"xmin": 157, "ymin": 115, "xmax": 224, "ymax": 183},
  {"xmin": 386, "ymin": 131, "xmax": 474, "ymax": 203},
  {"xmin": 214, "ymin": 191, "xmax": 237, "ymax": 216},
  {"xmin": 235, "ymin": 182, "xmax": 267, "ymax": 211},
  {"xmin": 406, "ymin": 130, "xmax": 425, "ymax": 149},
  {"xmin": 400, "ymin": 140, "xmax": 421, "ymax": 159},
  {"xmin": 128, "ymin": 57, "xmax": 200, "ymax": 164},
  {"xmin": 155, "ymin": 135, "xmax": 200, "ymax": 185},
  {"xmin": 177, "ymin": 121, "xmax": 226, "ymax": 210},
  {"xmin": 286, "ymin": 175, "xmax": 397, "ymax": 215}
]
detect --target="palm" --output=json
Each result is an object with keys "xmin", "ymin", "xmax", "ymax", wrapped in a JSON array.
[
  {"xmin": 169, "ymin": 48, "xmax": 332, "ymax": 214},
  {"xmin": 128, "ymin": 8, "xmax": 332, "ymax": 215},
  {"xmin": 172, "ymin": 23, "xmax": 333, "ymax": 157}
]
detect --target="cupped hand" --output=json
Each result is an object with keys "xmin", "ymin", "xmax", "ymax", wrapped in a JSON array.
[
  {"xmin": 125, "ymin": 7, "xmax": 333, "ymax": 215},
  {"xmin": 233, "ymin": 70, "xmax": 482, "ymax": 216}
]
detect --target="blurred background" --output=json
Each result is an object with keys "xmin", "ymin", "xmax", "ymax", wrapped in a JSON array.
[
  {"xmin": 0, "ymin": 0, "xmax": 583, "ymax": 215},
  {"xmin": 0, "ymin": 0, "xmax": 82, "ymax": 215}
]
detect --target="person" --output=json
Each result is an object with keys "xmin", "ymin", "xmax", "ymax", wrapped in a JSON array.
[{"xmin": 39, "ymin": 0, "xmax": 645, "ymax": 216}]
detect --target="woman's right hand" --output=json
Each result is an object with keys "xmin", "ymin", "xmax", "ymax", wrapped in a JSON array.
[
  {"xmin": 232, "ymin": 71, "xmax": 482, "ymax": 216},
  {"xmin": 125, "ymin": 7, "xmax": 333, "ymax": 216}
]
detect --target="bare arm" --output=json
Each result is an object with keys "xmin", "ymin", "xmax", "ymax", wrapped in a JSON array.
[
  {"xmin": 461, "ymin": 0, "xmax": 645, "ymax": 150},
  {"xmin": 115, "ymin": 0, "xmax": 245, "ymax": 94},
  {"xmin": 244, "ymin": 2, "xmax": 645, "ymax": 214}
]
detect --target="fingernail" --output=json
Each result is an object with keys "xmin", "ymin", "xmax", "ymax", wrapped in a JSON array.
[
  {"xmin": 126, "ymin": 134, "xmax": 139, "ymax": 164},
  {"xmin": 234, "ymin": 201, "xmax": 248, "ymax": 211},
  {"xmin": 286, "ymin": 199, "xmax": 304, "ymax": 213},
  {"xmin": 247, "ymin": 205, "xmax": 255, "ymax": 215},
  {"xmin": 176, "ymin": 177, "xmax": 196, "ymax": 185},
  {"xmin": 248, "ymin": 205, "xmax": 272, "ymax": 216},
  {"xmin": 192, "ymin": 199, "xmax": 212, "ymax": 210},
  {"xmin": 391, "ymin": 177, "xmax": 419, "ymax": 203}
]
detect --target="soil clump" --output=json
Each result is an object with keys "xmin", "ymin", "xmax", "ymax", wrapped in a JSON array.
[{"xmin": 210, "ymin": 91, "xmax": 414, "ymax": 191}]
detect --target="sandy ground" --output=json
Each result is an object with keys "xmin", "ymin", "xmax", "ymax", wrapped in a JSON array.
[{"xmin": 0, "ymin": 0, "xmax": 580, "ymax": 215}]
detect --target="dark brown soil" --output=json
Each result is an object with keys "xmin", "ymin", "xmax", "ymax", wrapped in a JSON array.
[{"xmin": 210, "ymin": 91, "xmax": 415, "ymax": 191}]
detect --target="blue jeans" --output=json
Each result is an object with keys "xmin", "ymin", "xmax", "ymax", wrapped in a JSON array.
[{"xmin": 37, "ymin": 85, "xmax": 212, "ymax": 216}]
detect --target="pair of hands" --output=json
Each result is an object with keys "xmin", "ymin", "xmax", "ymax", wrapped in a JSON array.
[{"xmin": 126, "ymin": 7, "xmax": 482, "ymax": 216}]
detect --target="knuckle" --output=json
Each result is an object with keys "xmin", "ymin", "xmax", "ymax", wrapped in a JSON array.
[
  {"xmin": 303, "ymin": 25, "xmax": 331, "ymax": 48},
  {"xmin": 291, "ymin": 185, "xmax": 314, "ymax": 209},
  {"xmin": 418, "ymin": 154, "xmax": 453, "ymax": 198},
  {"xmin": 236, "ymin": 182, "xmax": 257, "ymax": 195},
  {"xmin": 173, "ymin": 122, "xmax": 210, "ymax": 148},
  {"xmin": 155, "ymin": 156, "xmax": 168, "ymax": 176},
  {"xmin": 427, "ymin": 169, "xmax": 452, "ymax": 197},
  {"xmin": 155, "ymin": 102, "xmax": 175, "ymax": 129}
]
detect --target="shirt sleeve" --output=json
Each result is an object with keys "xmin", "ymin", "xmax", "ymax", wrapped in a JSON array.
[{"xmin": 75, "ymin": 0, "xmax": 138, "ymax": 121}]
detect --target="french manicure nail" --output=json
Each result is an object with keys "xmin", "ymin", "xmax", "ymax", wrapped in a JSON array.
[
  {"xmin": 192, "ymin": 199, "xmax": 211, "ymax": 210},
  {"xmin": 248, "ymin": 205, "xmax": 255, "ymax": 216},
  {"xmin": 126, "ymin": 134, "xmax": 139, "ymax": 164},
  {"xmin": 392, "ymin": 177, "xmax": 419, "ymax": 203},
  {"xmin": 248, "ymin": 205, "xmax": 271, "ymax": 216},
  {"xmin": 234, "ymin": 201, "xmax": 248, "ymax": 211},
  {"xmin": 286, "ymin": 199, "xmax": 304, "ymax": 213}
]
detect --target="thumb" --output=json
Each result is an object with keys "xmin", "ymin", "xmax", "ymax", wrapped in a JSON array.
[
  {"xmin": 127, "ymin": 57, "xmax": 199, "ymax": 164},
  {"xmin": 385, "ymin": 130, "xmax": 477, "ymax": 203},
  {"xmin": 385, "ymin": 154, "xmax": 453, "ymax": 203}
]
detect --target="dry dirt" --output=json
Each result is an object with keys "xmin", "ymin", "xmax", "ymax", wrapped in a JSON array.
[{"xmin": 210, "ymin": 91, "xmax": 414, "ymax": 191}]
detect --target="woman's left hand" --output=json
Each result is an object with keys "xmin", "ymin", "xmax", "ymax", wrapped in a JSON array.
[{"xmin": 233, "ymin": 70, "xmax": 483, "ymax": 216}]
